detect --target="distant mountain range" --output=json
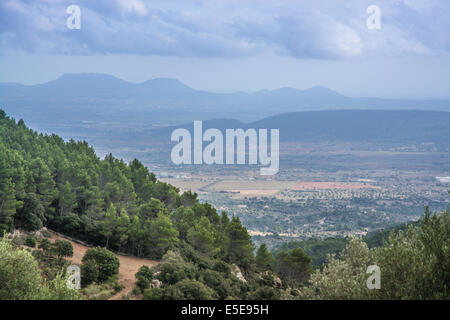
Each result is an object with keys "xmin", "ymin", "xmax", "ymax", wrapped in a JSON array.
[
  {"xmin": 153, "ymin": 110, "xmax": 450, "ymax": 144},
  {"xmin": 1, "ymin": 73, "xmax": 449, "ymax": 127}
]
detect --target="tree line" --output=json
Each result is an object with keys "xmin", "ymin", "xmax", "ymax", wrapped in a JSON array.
[{"xmin": 0, "ymin": 110, "xmax": 254, "ymax": 264}]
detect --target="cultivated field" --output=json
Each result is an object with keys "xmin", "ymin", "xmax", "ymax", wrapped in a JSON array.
[
  {"xmin": 207, "ymin": 180, "xmax": 295, "ymax": 191},
  {"xmin": 289, "ymin": 181, "xmax": 381, "ymax": 190}
]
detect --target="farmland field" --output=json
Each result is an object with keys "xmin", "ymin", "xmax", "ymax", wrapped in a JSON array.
[
  {"xmin": 156, "ymin": 143, "xmax": 449, "ymax": 249},
  {"xmin": 289, "ymin": 181, "xmax": 381, "ymax": 190}
]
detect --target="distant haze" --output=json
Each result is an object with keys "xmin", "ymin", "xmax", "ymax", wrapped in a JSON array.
[{"xmin": 1, "ymin": 73, "xmax": 450, "ymax": 128}]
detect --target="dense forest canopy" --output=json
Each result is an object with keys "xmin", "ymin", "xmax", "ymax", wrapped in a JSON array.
[{"xmin": 0, "ymin": 109, "xmax": 253, "ymax": 263}]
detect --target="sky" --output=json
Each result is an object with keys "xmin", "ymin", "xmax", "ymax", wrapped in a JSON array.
[{"xmin": 0, "ymin": 0, "xmax": 449, "ymax": 98}]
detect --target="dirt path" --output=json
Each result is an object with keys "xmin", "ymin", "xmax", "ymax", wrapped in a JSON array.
[{"xmin": 49, "ymin": 233, "xmax": 159, "ymax": 300}]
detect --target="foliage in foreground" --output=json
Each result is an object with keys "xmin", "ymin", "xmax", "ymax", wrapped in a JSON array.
[
  {"xmin": 300, "ymin": 210, "xmax": 449, "ymax": 300},
  {"xmin": 0, "ymin": 237, "xmax": 81, "ymax": 300}
]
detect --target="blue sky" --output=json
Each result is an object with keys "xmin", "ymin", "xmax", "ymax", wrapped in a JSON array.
[{"xmin": 1, "ymin": 0, "xmax": 449, "ymax": 98}]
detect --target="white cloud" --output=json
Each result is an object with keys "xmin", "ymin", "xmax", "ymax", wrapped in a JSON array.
[
  {"xmin": 0, "ymin": 0, "xmax": 448, "ymax": 59},
  {"xmin": 116, "ymin": 0, "xmax": 148, "ymax": 16}
]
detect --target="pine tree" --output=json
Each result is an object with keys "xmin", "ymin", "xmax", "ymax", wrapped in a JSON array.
[
  {"xmin": 226, "ymin": 216, "xmax": 254, "ymax": 268},
  {"xmin": 100, "ymin": 204, "xmax": 116, "ymax": 248},
  {"xmin": 256, "ymin": 243, "xmax": 274, "ymax": 271},
  {"xmin": 58, "ymin": 181, "xmax": 76, "ymax": 216},
  {"xmin": 15, "ymin": 193, "xmax": 45, "ymax": 231},
  {"xmin": 146, "ymin": 213, "xmax": 179, "ymax": 259},
  {"xmin": 0, "ymin": 178, "xmax": 20, "ymax": 234}
]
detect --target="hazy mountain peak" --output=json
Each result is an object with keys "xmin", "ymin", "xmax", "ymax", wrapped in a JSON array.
[
  {"xmin": 305, "ymin": 85, "xmax": 342, "ymax": 96},
  {"xmin": 54, "ymin": 73, "xmax": 130, "ymax": 84},
  {"xmin": 255, "ymin": 85, "xmax": 342, "ymax": 99},
  {"xmin": 140, "ymin": 77, "xmax": 185, "ymax": 85},
  {"xmin": 1, "ymin": 73, "xmax": 449, "ymax": 117},
  {"xmin": 136, "ymin": 77, "xmax": 194, "ymax": 93}
]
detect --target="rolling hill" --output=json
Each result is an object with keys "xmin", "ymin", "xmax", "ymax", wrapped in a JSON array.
[
  {"xmin": 153, "ymin": 109, "xmax": 450, "ymax": 144},
  {"xmin": 1, "ymin": 73, "xmax": 450, "ymax": 128}
]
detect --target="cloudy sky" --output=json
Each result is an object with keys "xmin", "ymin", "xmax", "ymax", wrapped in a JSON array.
[{"xmin": 0, "ymin": 0, "xmax": 449, "ymax": 98}]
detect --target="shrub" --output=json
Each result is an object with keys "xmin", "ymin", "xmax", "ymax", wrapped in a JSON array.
[
  {"xmin": 53, "ymin": 239, "xmax": 73, "ymax": 258},
  {"xmin": 25, "ymin": 236, "xmax": 36, "ymax": 248},
  {"xmin": 82, "ymin": 247, "xmax": 119, "ymax": 283},
  {"xmin": 212, "ymin": 260, "xmax": 231, "ymax": 274},
  {"xmin": 39, "ymin": 272, "xmax": 82, "ymax": 300},
  {"xmin": 148, "ymin": 280, "xmax": 217, "ymax": 300},
  {"xmin": 198, "ymin": 269, "xmax": 237, "ymax": 299},
  {"xmin": 143, "ymin": 287, "xmax": 165, "ymax": 300},
  {"xmin": 157, "ymin": 261, "xmax": 197, "ymax": 285},
  {"xmin": 0, "ymin": 237, "xmax": 80, "ymax": 300},
  {"xmin": 169, "ymin": 279, "xmax": 216, "ymax": 300},
  {"xmin": 1, "ymin": 237, "xmax": 42, "ymax": 299},
  {"xmin": 135, "ymin": 265, "xmax": 154, "ymax": 292},
  {"xmin": 156, "ymin": 251, "xmax": 197, "ymax": 285},
  {"xmin": 258, "ymin": 273, "xmax": 276, "ymax": 287},
  {"xmin": 112, "ymin": 280, "xmax": 124, "ymax": 293},
  {"xmin": 83, "ymin": 283, "xmax": 113, "ymax": 300},
  {"xmin": 250, "ymin": 286, "xmax": 280, "ymax": 300},
  {"xmin": 38, "ymin": 238, "xmax": 52, "ymax": 251},
  {"xmin": 81, "ymin": 259, "xmax": 100, "ymax": 287}
]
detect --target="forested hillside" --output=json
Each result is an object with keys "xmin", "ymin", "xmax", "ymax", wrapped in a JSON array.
[
  {"xmin": 0, "ymin": 109, "xmax": 259, "ymax": 260},
  {"xmin": 1, "ymin": 109, "xmax": 448, "ymax": 300},
  {"xmin": 0, "ymin": 109, "xmax": 289, "ymax": 299}
]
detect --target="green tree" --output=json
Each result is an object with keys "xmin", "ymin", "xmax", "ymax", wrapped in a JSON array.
[
  {"xmin": 82, "ymin": 247, "xmax": 120, "ymax": 283},
  {"xmin": 15, "ymin": 193, "xmax": 45, "ymax": 231},
  {"xmin": 57, "ymin": 182, "xmax": 76, "ymax": 217},
  {"xmin": 53, "ymin": 239, "xmax": 73, "ymax": 259},
  {"xmin": 115, "ymin": 208, "xmax": 130, "ymax": 252},
  {"xmin": 28, "ymin": 158, "xmax": 56, "ymax": 208},
  {"xmin": 100, "ymin": 204, "xmax": 116, "ymax": 248},
  {"xmin": 300, "ymin": 237, "xmax": 375, "ymax": 300},
  {"xmin": 129, "ymin": 214, "xmax": 145, "ymax": 257},
  {"xmin": 135, "ymin": 265, "xmax": 154, "ymax": 292},
  {"xmin": 255, "ymin": 243, "xmax": 274, "ymax": 271},
  {"xmin": 225, "ymin": 216, "xmax": 254, "ymax": 268},
  {"xmin": 145, "ymin": 213, "xmax": 179, "ymax": 258},
  {"xmin": 138, "ymin": 198, "xmax": 166, "ymax": 220},
  {"xmin": 276, "ymin": 248, "xmax": 312, "ymax": 287},
  {"xmin": 187, "ymin": 216, "xmax": 217, "ymax": 255},
  {"xmin": 0, "ymin": 178, "xmax": 21, "ymax": 234},
  {"xmin": 370, "ymin": 210, "xmax": 449, "ymax": 300}
]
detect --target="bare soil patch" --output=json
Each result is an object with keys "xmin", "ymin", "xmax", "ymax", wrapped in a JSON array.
[{"xmin": 48, "ymin": 233, "xmax": 159, "ymax": 300}]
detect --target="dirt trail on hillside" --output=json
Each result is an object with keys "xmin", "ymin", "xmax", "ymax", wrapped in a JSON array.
[{"xmin": 49, "ymin": 233, "xmax": 159, "ymax": 300}]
